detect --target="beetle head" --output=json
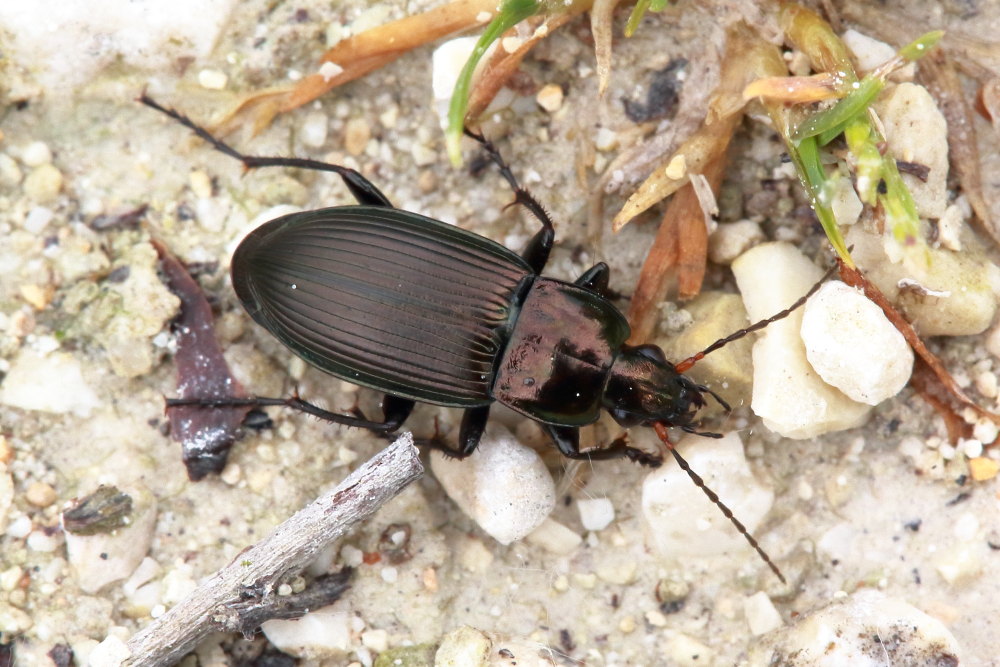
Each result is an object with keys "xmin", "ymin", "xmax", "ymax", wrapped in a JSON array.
[{"xmin": 602, "ymin": 344, "xmax": 708, "ymax": 429}]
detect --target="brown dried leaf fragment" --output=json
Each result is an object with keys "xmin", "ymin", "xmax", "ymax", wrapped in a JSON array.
[
  {"xmin": 153, "ymin": 240, "xmax": 250, "ymax": 480},
  {"xmin": 918, "ymin": 50, "xmax": 1000, "ymax": 250}
]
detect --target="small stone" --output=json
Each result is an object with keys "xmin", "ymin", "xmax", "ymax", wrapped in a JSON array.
[
  {"xmin": 536, "ymin": 83, "xmax": 564, "ymax": 112},
  {"xmin": 27, "ymin": 530, "xmax": 60, "ymax": 552},
  {"xmin": 577, "ymin": 497, "xmax": 614, "ymax": 531},
  {"xmin": 525, "ymin": 518, "xmax": 582, "ymax": 555},
  {"xmin": 829, "ymin": 175, "xmax": 862, "ymax": 226},
  {"xmin": 0, "ymin": 350, "xmax": 100, "ymax": 417},
  {"xmin": 24, "ymin": 481, "xmax": 57, "ymax": 508},
  {"xmin": 968, "ymin": 457, "xmax": 999, "ymax": 481},
  {"xmin": 361, "ymin": 628, "xmax": 388, "ymax": 652},
  {"xmin": 666, "ymin": 634, "xmax": 714, "ymax": 667},
  {"xmin": 747, "ymin": 591, "xmax": 962, "ymax": 666},
  {"xmin": 0, "ymin": 154, "xmax": 23, "ymax": 185},
  {"xmin": 642, "ymin": 432, "xmax": 773, "ymax": 558},
  {"xmin": 435, "ymin": 626, "xmax": 491, "ymax": 667},
  {"xmin": 189, "ymin": 169, "xmax": 213, "ymax": 199},
  {"xmin": 23, "ymin": 206, "xmax": 54, "ymax": 233},
  {"xmin": 432, "ymin": 37, "xmax": 479, "ymax": 123},
  {"xmin": 261, "ymin": 605, "xmax": 352, "ymax": 656},
  {"xmin": 343, "ymin": 118, "xmax": 371, "ymax": 156},
  {"xmin": 19, "ymin": 283, "xmax": 54, "ymax": 310},
  {"xmin": 874, "ymin": 83, "xmax": 948, "ymax": 219},
  {"xmin": 0, "ymin": 567, "xmax": 23, "ymax": 592},
  {"xmin": 732, "ymin": 243, "xmax": 871, "ymax": 438},
  {"xmin": 431, "ymin": 424, "xmax": 555, "ymax": 545},
  {"xmin": 64, "ymin": 485, "xmax": 158, "ymax": 594},
  {"xmin": 744, "ymin": 591, "xmax": 783, "ymax": 635},
  {"xmin": 24, "ymin": 163, "xmax": 63, "ymax": 202},
  {"xmin": 319, "ymin": 61, "xmax": 344, "ymax": 82},
  {"xmin": 197, "ymin": 68, "xmax": 228, "ymax": 90},
  {"xmin": 708, "ymin": 219, "xmax": 764, "ymax": 265},
  {"xmin": 594, "ymin": 127, "xmax": 618, "ymax": 152},
  {"xmin": 0, "ymin": 470, "xmax": 14, "ymax": 534},
  {"xmin": 87, "ymin": 635, "xmax": 131, "ymax": 667},
  {"xmin": 664, "ymin": 154, "xmax": 687, "ymax": 180},
  {"xmin": 301, "ymin": 111, "xmax": 329, "ymax": 148},
  {"xmin": 800, "ymin": 281, "xmax": 913, "ymax": 405},
  {"xmin": 22, "ymin": 140, "xmax": 52, "ymax": 166}
]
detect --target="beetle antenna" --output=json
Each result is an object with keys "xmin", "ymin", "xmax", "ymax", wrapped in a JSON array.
[
  {"xmin": 674, "ymin": 263, "xmax": 837, "ymax": 374},
  {"xmin": 652, "ymin": 422, "xmax": 786, "ymax": 584}
]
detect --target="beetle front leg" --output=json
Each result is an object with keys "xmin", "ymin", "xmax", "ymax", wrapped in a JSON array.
[
  {"xmin": 544, "ymin": 425, "xmax": 663, "ymax": 467},
  {"xmin": 421, "ymin": 405, "xmax": 490, "ymax": 459},
  {"xmin": 464, "ymin": 129, "xmax": 555, "ymax": 273},
  {"xmin": 574, "ymin": 263, "xmax": 611, "ymax": 296}
]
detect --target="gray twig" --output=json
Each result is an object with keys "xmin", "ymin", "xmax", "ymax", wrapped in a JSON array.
[{"xmin": 124, "ymin": 433, "xmax": 423, "ymax": 667}]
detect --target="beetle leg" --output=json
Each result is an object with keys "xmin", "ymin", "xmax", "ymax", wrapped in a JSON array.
[
  {"xmin": 544, "ymin": 425, "xmax": 663, "ymax": 468},
  {"xmin": 464, "ymin": 129, "xmax": 555, "ymax": 273},
  {"xmin": 165, "ymin": 394, "xmax": 411, "ymax": 433},
  {"xmin": 139, "ymin": 95, "xmax": 393, "ymax": 207},
  {"xmin": 574, "ymin": 263, "xmax": 611, "ymax": 296},
  {"xmin": 420, "ymin": 405, "xmax": 490, "ymax": 459}
]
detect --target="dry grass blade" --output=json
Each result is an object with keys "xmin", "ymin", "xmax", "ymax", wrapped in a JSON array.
[
  {"xmin": 613, "ymin": 24, "xmax": 773, "ymax": 232},
  {"xmin": 465, "ymin": 13, "xmax": 577, "ymax": 123},
  {"xmin": 221, "ymin": 0, "xmax": 498, "ymax": 130},
  {"xmin": 918, "ymin": 49, "xmax": 1000, "ymax": 249},
  {"xmin": 626, "ymin": 155, "xmax": 726, "ymax": 345},
  {"xmin": 591, "ymin": 0, "xmax": 623, "ymax": 96}
]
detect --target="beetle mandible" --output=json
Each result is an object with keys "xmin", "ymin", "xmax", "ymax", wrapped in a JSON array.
[{"xmin": 144, "ymin": 95, "xmax": 827, "ymax": 582}]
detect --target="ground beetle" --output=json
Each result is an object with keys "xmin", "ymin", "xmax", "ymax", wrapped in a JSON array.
[{"xmin": 144, "ymin": 95, "xmax": 826, "ymax": 582}]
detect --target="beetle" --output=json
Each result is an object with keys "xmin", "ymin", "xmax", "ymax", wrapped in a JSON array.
[{"xmin": 143, "ymin": 95, "xmax": 826, "ymax": 582}]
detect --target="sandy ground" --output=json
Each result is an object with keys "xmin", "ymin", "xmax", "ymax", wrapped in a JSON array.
[{"xmin": 1, "ymin": 0, "xmax": 999, "ymax": 665}]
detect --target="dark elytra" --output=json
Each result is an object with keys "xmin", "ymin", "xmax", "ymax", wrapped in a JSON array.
[{"xmin": 142, "ymin": 94, "xmax": 830, "ymax": 582}]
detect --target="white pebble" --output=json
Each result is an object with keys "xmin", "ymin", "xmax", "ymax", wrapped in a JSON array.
[
  {"xmin": 27, "ymin": 530, "xmax": 60, "ymax": 552},
  {"xmin": 431, "ymin": 37, "xmax": 479, "ymax": 124},
  {"xmin": 198, "ymin": 68, "xmax": 228, "ymax": 90},
  {"xmin": 642, "ymin": 432, "xmax": 773, "ymax": 558},
  {"xmin": 744, "ymin": 591, "xmax": 783, "ymax": 635},
  {"xmin": 435, "ymin": 626, "xmax": 492, "ymax": 666},
  {"xmin": 22, "ymin": 140, "xmax": 53, "ymax": 166},
  {"xmin": 953, "ymin": 512, "xmax": 979, "ymax": 542},
  {"xmin": 732, "ymin": 243, "xmax": 870, "ymax": 438},
  {"xmin": 87, "ymin": 635, "xmax": 131, "ymax": 667},
  {"xmin": 0, "ymin": 470, "xmax": 12, "ymax": 534},
  {"xmin": 64, "ymin": 486, "xmax": 158, "ymax": 594},
  {"xmin": 973, "ymin": 418, "xmax": 998, "ymax": 445},
  {"xmin": 709, "ymin": 219, "xmax": 764, "ymax": 265},
  {"xmin": 319, "ymin": 61, "xmax": 344, "ymax": 81},
  {"xmin": 525, "ymin": 517, "xmax": 582, "ymax": 555},
  {"xmin": 261, "ymin": 606, "xmax": 352, "ymax": 657},
  {"xmin": 0, "ymin": 350, "xmax": 101, "ymax": 417},
  {"xmin": 300, "ymin": 111, "xmax": 329, "ymax": 148},
  {"xmin": 874, "ymin": 83, "xmax": 948, "ymax": 219},
  {"xmin": 935, "ymin": 543, "xmax": 981, "ymax": 584},
  {"xmin": 577, "ymin": 497, "xmax": 615, "ymax": 531},
  {"xmin": 23, "ymin": 206, "xmax": 54, "ymax": 234},
  {"xmin": 431, "ymin": 424, "xmax": 555, "ymax": 545},
  {"xmin": 747, "ymin": 591, "xmax": 962, "ymax": 665},
  {"xmin": 800, "ymin": 281, "xmax": 913, "ymax": 405},
  {"xmin": 666, "ymin": 634, "xmax": 714, "ymax": 667}
]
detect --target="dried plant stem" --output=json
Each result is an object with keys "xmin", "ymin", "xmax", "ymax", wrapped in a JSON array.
[{"xmin": 125, "ymin": 435, "xmax": 423, "ymax": 667}]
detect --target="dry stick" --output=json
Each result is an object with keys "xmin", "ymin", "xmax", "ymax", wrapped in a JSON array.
[{"xmin": 125, "ymin": 434, "xmax": 424, "ymax": 667}]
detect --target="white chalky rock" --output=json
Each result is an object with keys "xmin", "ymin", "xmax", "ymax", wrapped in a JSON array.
[
  {"xmin": 63, "ymin": 485, "xmax": 158, "ymax": 594},
  {"xmin": 642, "ymin": 432, "xmax": 773, "ymax": 558},
  {"xmin": 261, "ymin": 606, "xmax": 353, "ymax": 657},
  {"xmin": 0, "ymin": 350, "xmax": 101, "ymax": 417},
  {"xmin": 748, "ymin": 591, "xmax": 962, "ymax": 666},
  {"xmin": 732, "ymin": 243, "xmax": 870, "ymax": 438},
  {"xmin": 874, "ymin": 83, "xmax": 949, "ymax": 220},
  {"xmin": 431, "ymin": 424, "xmax": 555, "ymax": 545},
  {"xmin": 800, "ymin": 281, "xmax": 913, "ymax": 405}
]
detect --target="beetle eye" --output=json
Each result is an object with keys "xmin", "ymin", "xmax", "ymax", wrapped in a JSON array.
[{"xmin": 634, "ymin": 344, "xmax": 667, "ymax": 364}]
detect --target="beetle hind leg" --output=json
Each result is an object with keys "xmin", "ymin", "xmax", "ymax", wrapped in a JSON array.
[
  {"xmin": 544, "ymin": 425, "xmax": 663, "ymax": 468},
  {"xmin": 165, "ymin": 392, "xmax": 414, "ymax": 433},
  {"xmin": 419, "ymin": 405, "xmax": 491, "ymax": 459},
  {"xmin": 139, "ymin": 94, "xmax": 393, "ymax": 207}
]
